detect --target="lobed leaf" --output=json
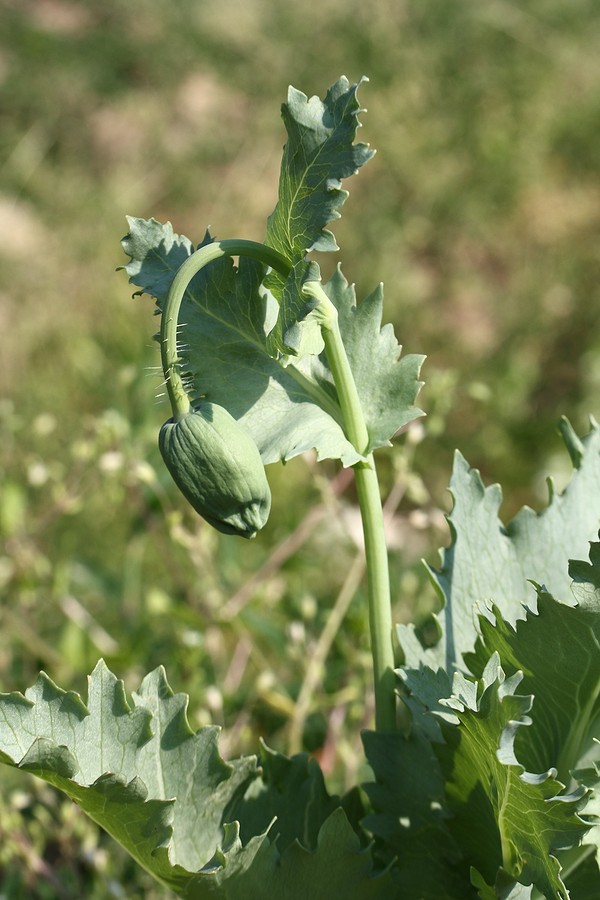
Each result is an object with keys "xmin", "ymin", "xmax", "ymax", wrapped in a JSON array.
[
  {"xmin": 264, "ymin": 259, "xmax": 326, "ymax": 360},
  {"xmin": 0, "ymin": 661, "xmax": 391, "ymax": 898},
  {"xmin": 396, "ymin": 656, "xmax": 589, "ymax": 897},
  {"xmin": 471, "ymin": 868, "xmax": 535, "ymax": 899},
  {"xmin": 393, "ymin": 540, "xmax": 600, "ymax": 897},
  {"xmin": 320, "ymin": 267, "xmax": 425, "ymax": 451},
  {"xmin": 0, "ymin": 661, "xmax": 261, "ymax": 893},
  {"xmin": 436, "ymin": 656, "xmax": 588, "ymax": 899},
  {"xmin": 464, "ymin": 580, "xmax": 600, "ymax": 780},
  {"xmin": 263, "ymin": 76, "xmax": 374, "ymax": 356},
  {"xmin": 120, "ymin": 218, "xmax": 361, "ymax": 466},
  {"xmin": 265, "ymin": 76, "xmax": 374, "ymax": 268},
  {"xmin": 121, "ymin": 218, "xmax": 424, "ymax": 467},
  {"xmin": 235, "ymin": 808, "xmax": 392, "ymax": 900},
  {"xmin": 398, "ymin": 418, "xmax": 600, "ymax": 671},
  {"xmin": 232, "ymin": 743, "xmax": 340, "ymax": 852},
  {"xmin": 120, "ymin": 215, "xmax": 193, "ymax": 299}
]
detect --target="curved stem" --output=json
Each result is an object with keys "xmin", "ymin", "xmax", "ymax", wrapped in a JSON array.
[
  {"xmin": 162, "ymin": 246, "xmax": 397, "ymax": 731},
  {"xmin": 303, "ymin": 279, "xmax": 397, "ymax": 732},
  {"xmin": 160, "ymin": 239, "xmax": 291, "ymax": 421}
]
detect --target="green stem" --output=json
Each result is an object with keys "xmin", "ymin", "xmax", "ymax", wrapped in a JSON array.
[
  {"xmin": 303, "ymin": 280, "xmax": 397, "ymax": 732},
  {"xmin": 354, "ymin": 459, "xmax": 397, "ymax": 731},
  {"xmin": 160, "ymin": 239, "xmax": 291, "ymax": 421}
]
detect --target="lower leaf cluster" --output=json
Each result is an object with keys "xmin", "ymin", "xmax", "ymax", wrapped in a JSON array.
[
  {"xmin": 1, "ymin": 545, "xmax": 600, "ymax": 899},
  {"xmin": 0, "ymin": 500, "xmax": 599, "ymax": 896},
  {"xmin": 371, "ymin": 545, "xmax": 600, "ymax": 900}
]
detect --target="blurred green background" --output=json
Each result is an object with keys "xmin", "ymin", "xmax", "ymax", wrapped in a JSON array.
[{"xmin": 1, "ymin": 0, "xmax": 599, "ymax": 894}]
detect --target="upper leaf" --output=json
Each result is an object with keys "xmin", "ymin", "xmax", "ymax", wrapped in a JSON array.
[
  {"xmin": 120, "ymin": 217, "xmax": 361, "ymax": 467},
  {"xmin": 121, "ymin": 218, "xmax": 424, "ymax": 467},
  {"xmin": 265, "ymin": 259, "xmax": 326, "ymax": 359},
  {"xmin": 263, "ymin": 77, "xmax": 374, "ymax": 358},
  {"xmin": 320, "ymin": 267, "xmax": 425, "ymax": 452},
  {"xmin": 398, "ymin": 418, "xmax": 600, "ymax": 671},
  {"xmin": 120, "ymin": 215, "xmax": 193, "ymax": 298},
  {"xmin": 289, "ymin": 266, "xmax": 425, "ymax": 454},
  {"xmin": 265, "ymin": 76, "xmax": 374, "ymax": 266}
]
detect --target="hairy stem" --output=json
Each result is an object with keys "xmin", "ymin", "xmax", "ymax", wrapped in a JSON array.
[
  {"xmin": 160, "ymin": 240, "xmax": 291, "ymax": 420},
  {"xmin": 303, "ymin": 280, "xmax": 397, "ymax": 732}
]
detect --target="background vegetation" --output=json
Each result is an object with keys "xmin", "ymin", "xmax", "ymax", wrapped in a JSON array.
[{"xmin": 1, "ymin": 0, "xmax": 599, "ymax": 894}]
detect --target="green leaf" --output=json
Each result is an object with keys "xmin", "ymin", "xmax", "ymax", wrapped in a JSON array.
[
  {"xmin": 0, "ymin": 661, "xmax": 392, "ymax": 898},
  {"xmin": 238, "ymin": 808, "xmax": 393, "ymax": 900},
  {"xmin": 436, "ymin": 656, "xmax": 588, "ymax": 899},
  {"xmin": 283, "ymin": 267, "xmax": 425, "ymax": 453},
  {"xmin": 119, "ymin": 215, "xmax": 193, "ymax": 299},
  {"xmin": 464, "ymin": 578, "xmax": 600, "ymax": 780},
  {"xmin": 265, "ymin": 76, "xmax": 374, "ymax": 267},
  {"xmin": 468, "ymin": 540, "xmax": 600, "ymax": 897},
  {"xmin": 397, "ymin": 546, "xmax": 600, "ymax": 897},
  {"xmin": 568, "ymin": 766, "xmax": 600, "ymax": 899},
  {"xmin": 121, "ymin": 218, "xmax": 424, "ymax": 467},
  {"xmin": 471, "ymin": 867, "xmax": 534, "ymax": 899},
  {"xmin": 570, "ymin": 536, "xmax": 600, "ymax": 608},
  {"xmin": 362, "ymin": 729, "xmax": 468, "ymax": 899},
  {"xmin": 0, "ymin": 660, "xmax": 262, "ymax": 894},
  {"xmin": 262, "ymin": 76, "xmax": 374, "ymax": 358},
  {"xmin": 398, "ymin": 418, "xmax": 600, "ymax": 671},
  {"xmin": 121, "ymin": 218, "xmax": 361, "ymax": 466},
  {"xmin": 368, "ymin": 652, "xmax": 590, "ymax": 898},
  {"xmin": 322, "ymin": 267, "xmax": 425, "ymax": 451},
  {"xmin": 233, "ymin": 743, "xmax": 340, "ymax": 852},
  {"xmin": 265, "ymin": 259, "xmax": 326, "ymax": 359}
]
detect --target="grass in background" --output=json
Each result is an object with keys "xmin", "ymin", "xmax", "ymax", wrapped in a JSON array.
[{"xmin": 1, "ymin": 0, "xmax": 599, "ymax": 894}]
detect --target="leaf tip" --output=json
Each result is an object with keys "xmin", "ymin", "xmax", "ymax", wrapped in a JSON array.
[{"xmin": 558, "ymin": 416, "xmax": 585, "ymax": 467}]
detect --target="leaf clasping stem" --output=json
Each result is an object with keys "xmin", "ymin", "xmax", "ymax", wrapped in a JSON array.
[
  {"xmin": 160, "ymin": 239, "xmax": 291, "ymax": 421},
  {"xmin": 303, "ymin": 279, "xmax": 397, "ymax": 732}
]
